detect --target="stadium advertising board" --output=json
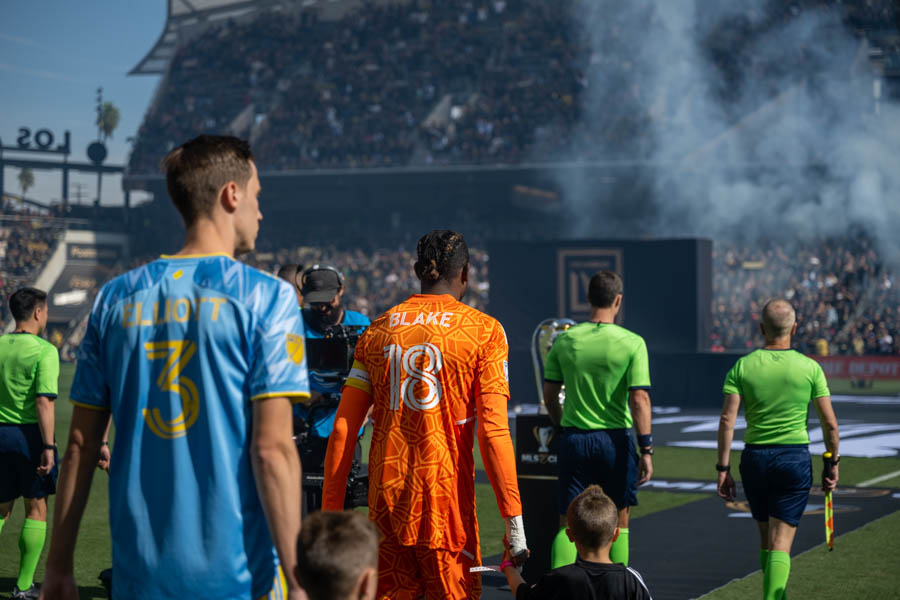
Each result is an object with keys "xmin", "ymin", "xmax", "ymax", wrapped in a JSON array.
[
  {"xmin": 811, "ymin": 355, "xmax": 900, "ymax": 395},
  {"xmin": 67, "ymin": 243, "xmax": 123, "ymax": 263},
  {"xmin": 48, "ymin": 232, "xmax": 128, "ymax": 324}
]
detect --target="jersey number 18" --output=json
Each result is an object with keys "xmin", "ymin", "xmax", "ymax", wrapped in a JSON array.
[{"xmin": 384, "ymin": 343, "xmax": 444, "ymax": 412}]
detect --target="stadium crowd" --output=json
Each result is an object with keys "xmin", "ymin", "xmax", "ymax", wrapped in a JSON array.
[
  {"xmin": 128, "ymin": 0, "xmax": 584, "ymax": 172},
  {"xmin": 0, "ymin": 219, "xmax": 63, "ymax": 329},
  {"xmin": 710, "ymin": 234, "xmax": 900, "ymax": 355},
  {"xmin": 2, "ymin": 222, "xmax": 899, "ymax": 357},
  {"xmin": 127, "ymin": 0, "xmax": 894, "ymax": 174},
  {"xmin": 245, "ymin": 243, "xmax": 491, "ymax": 316}
]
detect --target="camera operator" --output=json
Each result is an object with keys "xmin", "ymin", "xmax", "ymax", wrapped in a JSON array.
[{"xmin": 297, "ymin": 265, "xmax": 370, "ymax": 510}]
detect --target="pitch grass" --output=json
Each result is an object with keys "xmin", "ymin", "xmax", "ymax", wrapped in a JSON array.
[
  {"xmin": 698, "ymin": 509, "xmax": 900, "ymax": 600},
  {"xmin": 0, "ymin": 364, "xmax": 111, "ymax": 600}
]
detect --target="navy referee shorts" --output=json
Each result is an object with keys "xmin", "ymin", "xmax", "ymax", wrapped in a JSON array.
[
  {"xmin": 739, "ymin": 444, "xmax": 812, "ymax": 526},
  {"xmin": 558, "ymin": 427, "xmax": 638, "ymax": 514},
  {"xmin": 0, "ymin": 423, "xmax": 59, "ymax": 502}
]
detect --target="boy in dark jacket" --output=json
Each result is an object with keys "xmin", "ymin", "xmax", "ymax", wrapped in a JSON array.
[{"xmin": 503, "ymin": 486, "xmax": 652, "ymax": 600}]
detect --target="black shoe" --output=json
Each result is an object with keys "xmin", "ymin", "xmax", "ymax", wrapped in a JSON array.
[{"xmin": 12, "ymin": 583, "xmax": 40, "ymax": 600}]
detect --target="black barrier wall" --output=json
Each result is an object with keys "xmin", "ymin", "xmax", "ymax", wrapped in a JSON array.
[
  {"xmin": 650, "ymin": 352, "xmax": 747, "ymax": 407},
  {"xmin": 489, "ymin": 239, "xmax": 713, "ymax": 405},
  {"xmin": 515, "ymin": 413, "xmax": 561, "ymax": 580}
]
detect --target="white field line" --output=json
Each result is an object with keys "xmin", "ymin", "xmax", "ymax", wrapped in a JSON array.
[{"xmin": 858, "ymin": 468, "xmax": 900, "ymax": 487}]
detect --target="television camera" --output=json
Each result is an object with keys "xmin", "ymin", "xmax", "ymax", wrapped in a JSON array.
[{"xmin": 295, "ymin": 323, "xmax": 369, "ymax": 513}]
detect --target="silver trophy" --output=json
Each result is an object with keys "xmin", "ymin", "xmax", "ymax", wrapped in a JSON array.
[
  {"xmin": 534, "ymin": 425, "xmax": 555, "ymax": 453},
  {"xmin": 531, "ymin": 318, "xmax": 576, "ymax": 410}
]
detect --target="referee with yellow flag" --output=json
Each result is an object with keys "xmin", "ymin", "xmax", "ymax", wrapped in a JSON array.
[{"xmin": 716, "ymin": 299, "xmax": 840, "ymax": 600}]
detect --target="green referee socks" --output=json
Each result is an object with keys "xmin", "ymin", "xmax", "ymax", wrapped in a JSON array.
[
  {"xmin": 17, "ymin": 518, "xmax": 47, "ymax": 590},
  {"xmin": 759, "ymin": 548, "xmax": 769, "ymax": 572},
  {"xmin": 550, "ymin": 527, "xmax": 577, "ymax": 568},
  {"xmin": 763, "ymin": 550, "xmax": 790, "ymax": 600},
  {"xmin": 0, "ymin": 514, "xmax": 5, "ymax": 534},
  {"xmin": 610, "ymin": 527, "xmax": 629, "ymax": 565}
]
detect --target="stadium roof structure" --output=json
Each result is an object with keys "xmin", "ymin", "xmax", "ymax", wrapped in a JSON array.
[{"xmin": 130, "ymin": 0, "xmax": 282, "ymax": 75}]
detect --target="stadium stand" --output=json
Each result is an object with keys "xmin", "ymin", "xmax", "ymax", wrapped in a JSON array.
[
  {"xmin": 0, "ymin": 215, "xmax": 64, "ymax": 330},
  {"xmin": 2, "ymin": 213, "xmax": 891, "ymax": 358},
  {"xmin": 710, "ymin": 232, "xmax": 900, "ymax": 356},
  {"xmin": 127, "ymin": 0, "xmax": 897, "ymax": 174},
  {"xmin": 127, "ymin": 0, "xmax": 586, "ymax": 172},
  {"xmin": 243, "ymin": 231, "xmax": 899, "ymax": 357},
  {"xmin": 244, "ymin": 243, "xmax": 490, "ymax": 317},
  {"xmin": 12, "ymin": 0, "xmax": 891, "ymax": 358}
]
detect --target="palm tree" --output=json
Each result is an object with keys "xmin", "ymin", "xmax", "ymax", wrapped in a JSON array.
[
  {"xmin": 97, "ymin": 102, "xmax": 121, "ymax": 141},
  {"xmin": 18, "ymin": 168, "xmax": 35, "ymax": 200}
]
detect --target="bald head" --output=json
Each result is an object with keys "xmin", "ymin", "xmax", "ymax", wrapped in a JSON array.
[{"xmin": 761, "ymin": 299, "xmax": 796, "ymax": 338}]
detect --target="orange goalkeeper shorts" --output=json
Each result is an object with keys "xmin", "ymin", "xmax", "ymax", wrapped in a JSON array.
[{"xmin": 377, "ymin": 536, "xmax": 481, "ymax": 600}]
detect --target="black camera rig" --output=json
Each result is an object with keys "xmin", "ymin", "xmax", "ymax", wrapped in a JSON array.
[{"xmin": 295, "ymin": 322, "xmax": 369, "ymax": 513}]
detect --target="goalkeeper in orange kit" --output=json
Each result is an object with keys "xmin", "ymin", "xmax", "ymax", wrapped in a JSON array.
[{"xmin": 323, "ymin": 230, "xmax": 528, "ymax": 600}]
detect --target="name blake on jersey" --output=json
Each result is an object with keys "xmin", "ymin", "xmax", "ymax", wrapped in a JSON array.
[
  {"xmin": 389, "ymin": 311, "xmax": 454, "ymax": 329},
  {"xmin": 122, "ymin": 297, "xmax": 227, "ymax": 328}
]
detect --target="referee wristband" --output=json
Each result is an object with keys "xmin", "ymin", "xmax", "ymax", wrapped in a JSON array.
[
  {"xmin": 42, "ymin": 443, "xmax": 57, "ymax": 451},
  {"xmin": 636, "ymin": 434, "xmax": 653, "ymax": 448},
  {"xmin": 715, "ymin": 463, "xmax": 730, "ymax": 472}
]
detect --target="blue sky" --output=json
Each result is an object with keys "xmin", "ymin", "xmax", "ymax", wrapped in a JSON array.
[{"xmin": 1, "ymin": 2, "xmax": 167, "ymax": 206}]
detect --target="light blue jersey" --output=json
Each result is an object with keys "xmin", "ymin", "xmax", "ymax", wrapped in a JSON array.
[
  {"xmin": 297, "ymin": 309, "xmax": 369, "ymax": 438},
  {"xmin": 70, "ymin": 253, "xmax": 309, "ymax": 600}
]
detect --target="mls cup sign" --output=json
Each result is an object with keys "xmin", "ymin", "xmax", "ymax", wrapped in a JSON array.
[
  {"xmin": 556, "ymin": 248, "xmax": 623, "ymax": 321},
  {"xmin": 516, "ymin": 414, "xmax": 559, "ymax": 477}
]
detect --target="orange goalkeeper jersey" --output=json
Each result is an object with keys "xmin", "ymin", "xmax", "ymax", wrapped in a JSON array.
[{"xmin": 324, "ymin": 293, "xmax": 521, "ymax": 553}]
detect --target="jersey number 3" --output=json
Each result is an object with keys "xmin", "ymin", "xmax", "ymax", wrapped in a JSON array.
[
  {"xmin": 384, "ymin": 343, "xmax": 443, "ymax": 411},
  {"xmin": 143, "ymin": 340, "xmax": 200, "ymax": 439}
]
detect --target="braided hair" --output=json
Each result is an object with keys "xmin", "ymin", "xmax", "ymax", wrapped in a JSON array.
[{"xmin": 415, "ymin": 230, "xmax": 469, "ymax": 284}]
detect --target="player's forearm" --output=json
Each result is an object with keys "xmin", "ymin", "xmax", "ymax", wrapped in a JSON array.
[
  {"xmin": 542, "ymin": 382, "xmax": 563, "ymax": 426},
  {"xmin": 717, "ymin": 395, "xmax": 741, "ymax": 466},
  {"xmin": 252, "ymin": 438, "xmax": 303, "ymax": 588},
  {"xmin": 46, "ymin": 408, "xmax": 107, "ymax": 572},
  {"xmin": 477, "ymin": 393, "xmax": 523, "ymax": 517},
  {"xmin": 323, "ymin": 386, "xmax": 371, "ymax": 510},
  {"xmin": 814, "ymin": 396, "xmax": 839, "ymax": 455},
  {"xmin": 716, "ymin": 423, "xmax": 734, "ymax": 467},
  {"xmin": 322, "ymin": 415, "xmax": 356, "ymax": 510},
  {"xmin": 478, "ymin": 427, "xmax": 523, "ymax": 518},
  {"xmin": 628, "ymin": 389, "xmax": 652, "ymax": 436},
  {"xmin": 101, "ymin": 414, "xmax": 112, "ymax": 444},
  {"xmin": 717, "ymin": 408, "xmax": 735, "ymax": 466},
  {"xmin": 821, "ymin": 423, "xmax": 839, "ymax": 456},
  {"xmin": 35, "ymin": 395, "xmax": 55, "ymax": 445}
]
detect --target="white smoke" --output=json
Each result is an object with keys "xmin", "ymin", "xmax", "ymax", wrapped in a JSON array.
[{"xmin": 559, "ymin": 0, "xmax": 900, "ymax": 258}]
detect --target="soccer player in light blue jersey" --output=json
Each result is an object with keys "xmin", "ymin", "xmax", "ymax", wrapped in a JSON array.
[{"xmin": 41, "ymin": 136, "xmax": 310, "ymax": 600}]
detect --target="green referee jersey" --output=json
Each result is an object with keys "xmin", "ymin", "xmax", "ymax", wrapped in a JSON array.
[
  {"xmin": 723, "ymin": 349, "xmax": 830, "ymax": 445},
  {"xmin": 0, "ymin": 332, "xmax": 60, "ymax": 424},
  {"xmin": 544, "ymin": 322, "xmax": 651, "ymax": 430}
]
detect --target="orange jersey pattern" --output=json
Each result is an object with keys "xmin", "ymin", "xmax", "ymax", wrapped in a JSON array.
[{"xmin": 346, "ymin": 294, "xmax": 510, "ymax": 552}]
